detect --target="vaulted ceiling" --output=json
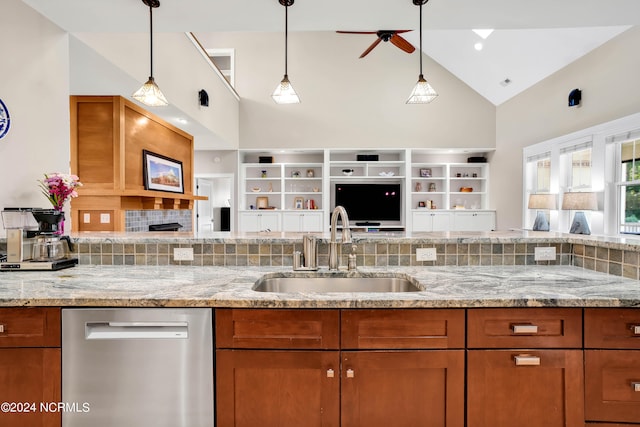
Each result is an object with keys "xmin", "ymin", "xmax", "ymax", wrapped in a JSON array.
[{"xmin": 22, "ymin": 0, "xmax": 640, "ymax": 105}]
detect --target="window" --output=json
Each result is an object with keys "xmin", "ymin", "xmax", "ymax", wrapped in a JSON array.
[
  {"xmin": 618, "ymin": 139, "xmax": 640, "ymax": 234},
  {"xmin": 560, "ymin": 142, "xmax": 592, "ymax": 190}
]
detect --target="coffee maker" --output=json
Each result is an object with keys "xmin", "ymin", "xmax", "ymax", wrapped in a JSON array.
[{"xmin": 1, "ymin": 207, "xmax": 77, "ymax": 271}]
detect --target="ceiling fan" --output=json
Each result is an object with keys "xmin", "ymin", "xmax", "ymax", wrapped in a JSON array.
[{"xmin": 336, "ymin": 30, "xmax": 415, "ymax": 58}]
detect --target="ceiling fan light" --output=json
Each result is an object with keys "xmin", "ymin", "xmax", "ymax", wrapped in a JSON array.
[
  {"xmin": 406, "ymin": 75, "xmax": 438, "ymax": 104},
  {"xmin": 132, "ymin": 76, "xmax": 169, "ymax": 107},
  {"xmin": 272, "ymin": 75, "xmax": 300, "ymax": 104}
]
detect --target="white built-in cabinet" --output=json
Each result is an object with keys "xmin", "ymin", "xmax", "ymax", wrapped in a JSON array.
[{"xmin": 238, "ymin": 149, "xmax": 495, "ymax": 233}]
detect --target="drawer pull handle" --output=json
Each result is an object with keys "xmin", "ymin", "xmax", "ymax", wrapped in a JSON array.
[
  {"xmin": 512, "ymin": 324, "xmax": 538, "ymax": 334},
  {"xmin": 326, "ymin": 369, "xmax": 334, "ymax": 378},
  {"xmin": 346, "ymin": 369, "xmax": 355, "ymax": 378},
  {"xmin": 633, "ymin": 382, "xmax": 640, "ymax": 392},
  {"xmin": 514, "ymin": 355, "xmax": 540, "ymax": 366},
  {"xmin": 0, "ymin": 324, "xmax": 4, "ymax": 333},
  {"xmin": 632, "ymin": 325, "xmax": 640, "ymax": 335}
]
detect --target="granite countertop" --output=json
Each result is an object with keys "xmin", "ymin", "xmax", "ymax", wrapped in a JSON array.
[{"xmin": 0, "ymin": 264, "xmax": 638, "ymax": 308}]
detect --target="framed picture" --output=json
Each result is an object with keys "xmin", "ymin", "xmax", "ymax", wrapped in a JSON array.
[
  {"xmin": 294, "ymin": 197, "xmax": 304, "ymax": 209},
  {"xmin": 420, "ymin": 168, "xmax": 432, "ymax": 177},
  {"xmin": 143, "ymin": 150, "xmax": 184, "ymax": 193},
  {"xmin": 256, "ymin": 196, "xmax": 269, "ymax": 209},
  {"xmin": 418, "ymin": 201, "xmax": 426, "ymax": 208}
]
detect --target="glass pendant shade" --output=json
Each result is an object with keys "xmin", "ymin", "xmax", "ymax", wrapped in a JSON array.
[
  {"xmin": 406, "ymin": 75, "xmax": 438, "ymax": 104},
  {"xmin": 272, "ymin": 75, "xmax": 300, "ymax": 104},
  {"xmin": 132, "ymin": 77, "xmax": 168, "ymax": 107}
]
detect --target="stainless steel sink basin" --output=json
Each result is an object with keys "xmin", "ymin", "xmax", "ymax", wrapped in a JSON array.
[{"xmin": 252, "ymin": 274, "xmax": 422, "ymax": 293}]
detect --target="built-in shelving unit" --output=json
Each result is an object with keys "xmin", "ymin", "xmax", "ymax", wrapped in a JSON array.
[{"xmin": 238, "ymin": 149, "xmax": 495, "ymax": 233}]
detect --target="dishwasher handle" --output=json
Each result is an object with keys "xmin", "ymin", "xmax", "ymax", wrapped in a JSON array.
[{"xmin": 85, "ymin": 321, "xmax": 189, "ymax": 339}]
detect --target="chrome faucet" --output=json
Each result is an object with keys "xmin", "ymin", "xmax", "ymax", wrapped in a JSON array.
[{"xmin": 329, "ymin": 206, "xmax": 352, "ymax": 270}]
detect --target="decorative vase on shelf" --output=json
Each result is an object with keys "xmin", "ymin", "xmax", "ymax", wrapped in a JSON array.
[{"xmin": 415, "ymin": 182, "xmax": 422, "ymax": 192}]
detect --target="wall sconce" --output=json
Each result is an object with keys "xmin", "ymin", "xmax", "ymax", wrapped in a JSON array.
[
  {"xmin": 199, "ymin": 89, "xmax": 209, "ymax": 107},
  {"xmin": 528, "ymin": 193, "xmax": 557, "ymax": 231},
  {"xmin": 561, "ymin": 192, "xmax": 598, "ymax": 235}
]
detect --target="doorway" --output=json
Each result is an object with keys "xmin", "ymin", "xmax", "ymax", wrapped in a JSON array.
[{"xmin": 195, "ymin": 174, "xmax": 234, "ymax": 232}]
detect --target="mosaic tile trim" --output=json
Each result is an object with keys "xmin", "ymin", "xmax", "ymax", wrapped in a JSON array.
[{"xmin": 124, "ymin": 210, "xmax": 193, "ymax": 232}]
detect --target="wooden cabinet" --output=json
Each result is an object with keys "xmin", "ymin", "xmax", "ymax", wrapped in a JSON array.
[
  {"xmin": 215, "ymin": 308, "xmax": 464, "ymax": 427},
  {"xmin": 341, "ymin": 309, "xmax": 465, "ymax": 427},
  {"xmin": 585, "ymin": 308, "xmax": 640, "ymax": 424},
  {"xmin": 467, "ymin": 308, "xmax": 584, "ymax": 427},
  {"xmin": 0, "ymin": 308, "xmax": 61, "ymax": 427},
  {"xmin": 70, "ymin": 96, "xmax": 204, "ymax": 231}
]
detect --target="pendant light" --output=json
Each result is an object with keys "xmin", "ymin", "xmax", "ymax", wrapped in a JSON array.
[
  {"xmin": 132, "ymin": 0, "xmax": 169, "ymax": 107},
  {"xmin": 272, "ymin": 0, "xmax": 300, "ymax": 104},
  {"xmin": 406, "ymin": 0, "xmax": 438, "ymax": 104}
]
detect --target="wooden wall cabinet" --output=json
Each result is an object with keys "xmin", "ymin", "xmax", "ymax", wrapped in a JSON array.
[
  {"xmin": 467, "ymin": 308, "xmax": 584, "ymax": 427},
  {"xmin": 0, "ymin": 308, "xmax": 61, "ymax": 427},
  {"xmin": 69, "ymin": 96, "xmax": 204, "ymax": 232}
]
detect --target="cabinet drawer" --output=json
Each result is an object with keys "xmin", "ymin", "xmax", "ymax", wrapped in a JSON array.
[
  {"xmin": 0, "ymin": 308, "xmax": 61, "ymax": 348},
  {"xmin": 215, "ymin": 308, "xmax": 340, "ymax": 349},
  {"xmin": 341, "ymin": 309, "xmax": 465, "ymax": 349},
  {"xmin": 585, "ymin": 308, "xmax": 640, "ymax": 349},
  {"xmin": 467, "ymin": 308, "xmax": 582, "ymax": 348},
  {"xmin": 585, "ymin": 350, "xmax": 640, "ymax": 423}
]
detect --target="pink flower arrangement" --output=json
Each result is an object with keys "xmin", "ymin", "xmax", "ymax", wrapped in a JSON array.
[{"xmin": 38, "ymin": 173, "xmax": 82, "ymax": 210}]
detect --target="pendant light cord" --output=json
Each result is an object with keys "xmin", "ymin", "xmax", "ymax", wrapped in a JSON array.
[
  {"xmin": 149, "ymin": 4, "xmax": 154, "ymax": 78},
  {"xmin": 418, "ymin": 1, "xmax": 423, "ymax": 76},
  {"xmin": 284, "ymin": 3, "xmax": 289, "ymax": 76}
]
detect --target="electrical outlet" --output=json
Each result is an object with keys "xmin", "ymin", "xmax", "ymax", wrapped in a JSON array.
[
  {"xmin": 173, "ymin": 247, "xmax": 194, "ymax": 261},
  {"xmin": 534, "ymin": 247, "xmax": 556, "ymax": 261},
  {"xmin": 416, "ymin": 247, "xmax": 437, "ymax": 261}
]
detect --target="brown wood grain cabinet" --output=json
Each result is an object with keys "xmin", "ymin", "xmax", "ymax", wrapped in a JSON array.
[
  {"xmin": 466, "ymin": 308, "xmax": 585, "ymax": 427},
  {"xmin": 0, "ymin": 308, "xmax": 61, "ymax": 427},
  {"xmin": 215, "ymin": 308, "xmax": 465, "ymax": 427},
  {"xmin": 585, "ymin": 308, "xmax": 640, "ymax": 424}
]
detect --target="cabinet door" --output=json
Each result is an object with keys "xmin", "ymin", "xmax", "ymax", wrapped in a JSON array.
[
  {"xmin": 282, "ymin": 212, "xmax": 323, "ymax": 232},
  {"xmin": 467, "ymin": 350, "xmax": 584, "ymax": 427},
  {"xmin": 412, "ymin": 212, "xmax": 451, "ymax": 232},
  {"xmin": 453, "ymin": 211, "xmax": 495, "ymax": 231},
  {"xmin": 216, "ymin": 350, "xmax": 340, "ymax": 427},
  {"xmin": 0, "ymin": 348, "xmax": 61, "ymax": 427},
  {"xmin": 239, "ymin": 212, "xmax": 280, "ymax": 232},
  {"xmin": 585, "ymin": 350, "xmax": 640, "ymax": 423},
  {"xmin": 341, "ymin": 350, "xmax": 464, "ymax": 427}
]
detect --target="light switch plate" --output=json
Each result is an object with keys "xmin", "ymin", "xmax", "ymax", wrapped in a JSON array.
[
  {"xmin": 416, "ymin": 247, "xmax": 437, "ymax": 261},
  {"xmin": 173, "ymin": 247, "xmax": 194, "ymax": 261},
  {"xmin": 534, "ymin": 247, "xmax": 556, "ymax": 261}
]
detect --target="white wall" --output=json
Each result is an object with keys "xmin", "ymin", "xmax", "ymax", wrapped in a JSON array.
[
  {"xmin": 495, "ymin": 27, "xmax": 640, "ymax": 230},
  {"xmin": 196, "ymin": 32, "xmax": 496, "ymax": 150},
  {"xmin": 0, "ymin": 1, "xmax": 70, "ymax": 238}
]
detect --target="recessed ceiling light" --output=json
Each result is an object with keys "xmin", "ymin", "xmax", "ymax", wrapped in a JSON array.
[
  {"xmin": 499, "ymin": 78, "xmax": 512, "ymax": 87},
  {"xmin": 474, "ymin": 42, "xmax": 483, "ymax": 51},
  {"xmin": 472, "ymin": 29, "xmax": 494, "ymax": 39}
]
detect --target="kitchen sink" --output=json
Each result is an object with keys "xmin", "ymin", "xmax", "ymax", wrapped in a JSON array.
[{"xmin": 252, "ymin": 273, "xmax": 422, "ymax": 293}]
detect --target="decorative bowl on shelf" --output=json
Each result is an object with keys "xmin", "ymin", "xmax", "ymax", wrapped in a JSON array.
[
  {"xmin": 251, "ymin": 187, "xmax": 261, "ymax": 192},
  {"xmin": 460, "ymin": 187, "xmax": 473, "ymax": 192},
  {"xmin": 342, "ymin": 169, "xmax": 354, "ymax": 176},
  {"xmin": 378, "ymin": 171, "xmax": 395, "ymax": 176}
]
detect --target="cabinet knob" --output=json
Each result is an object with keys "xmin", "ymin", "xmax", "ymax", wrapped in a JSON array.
[
  {"xmin": 326, "ymin": 369, "xmax": 334, "ymax": 378},
  {"xmin": 632, "ymin": 325, "xmax": 640, "ymax": 335},
  {"xmin": 512, "ymin": 324, "xmax": 538, "ymax": 334},
  {"xmin": 514, "ymin": 355, "xmax": 541, "ymax": 366},
  {"xmin": 346, "ymin": 368, "xmax": 355, "ymax": 378},
  {"xmin": 632, "ymin": 382, "xmax": 640, "ymax": 392}
]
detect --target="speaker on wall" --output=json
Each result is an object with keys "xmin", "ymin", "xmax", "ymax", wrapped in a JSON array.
[
  {"xmin": 568, "ymin": 88, "xmax": 581, "ymax": 107},
  {"xmin": 199, "ymin": 89, "xmax": 209, "ymax": 107}
]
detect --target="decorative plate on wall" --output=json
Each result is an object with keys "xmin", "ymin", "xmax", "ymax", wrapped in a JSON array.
[{"xmin": 0, "ymin": 99, "xmax": 10, "ymax": 139}]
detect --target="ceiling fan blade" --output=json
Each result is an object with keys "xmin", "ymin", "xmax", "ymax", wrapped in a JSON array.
[
  {"xmin": 390, "ymin": 34, "xmax": 416, "ymax": 54},
  {"xmin": 336, "ymin": 31, "xmax": 377, "ymax": 34},
  {"xmin": 359, "ymin": 37, "xmax": 383, "ymax": 58}
]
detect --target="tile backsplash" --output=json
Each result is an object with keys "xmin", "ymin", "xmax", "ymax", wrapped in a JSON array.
[
  {"xmin": 70, "ymin": 240, "xmax": 639, "ymax": 280},
  {"xmin": 124, "ymin": 210, "xmax": 193, "ymax": 232}
]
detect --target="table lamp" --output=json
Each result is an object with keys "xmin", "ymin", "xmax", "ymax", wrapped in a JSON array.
[
  {"xmin": 561, "ymin": 192, "xmax": 598, "ymax": 235},
  {"xmin": 528, "ymin": 194, "xmax": 557, "ymax": 231}
]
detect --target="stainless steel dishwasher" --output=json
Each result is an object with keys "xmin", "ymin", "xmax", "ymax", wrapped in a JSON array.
[{"xmin": 62, "ymin": 308, "xmax": 213, "ymax": 427}]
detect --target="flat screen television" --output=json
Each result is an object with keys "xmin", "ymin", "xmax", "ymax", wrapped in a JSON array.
[{"xmin": 334, "ymin": 183, "xmax": 402, "ymax": 225}]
